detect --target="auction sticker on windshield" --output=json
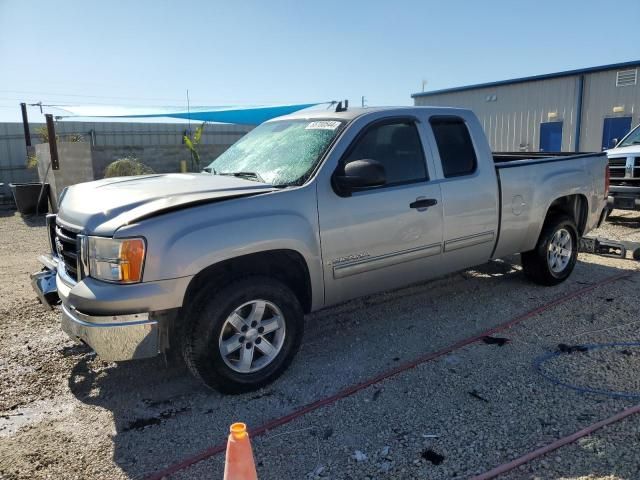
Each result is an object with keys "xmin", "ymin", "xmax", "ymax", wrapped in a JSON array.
[{"xmin": 305, "ymin": 120, "xmax": 341, "ymax": 130}]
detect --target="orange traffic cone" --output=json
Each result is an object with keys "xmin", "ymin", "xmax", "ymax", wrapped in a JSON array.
[{"xmin": 223, "ymin": 422, "xmax": 258, "ymax": 480}]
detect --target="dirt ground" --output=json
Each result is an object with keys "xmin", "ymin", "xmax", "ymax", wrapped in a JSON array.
[{"xmin": 1, "ymin": 208, "xmax": 639, "ymax": 480}]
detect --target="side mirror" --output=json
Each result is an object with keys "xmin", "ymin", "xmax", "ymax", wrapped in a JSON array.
[
  {"xmin": 610, "ymin": 138, "xmax": 619, "ymax": 148},
  {"xmin": 332, "ymin": 159, "xmax": 386, "ymax": 196}
]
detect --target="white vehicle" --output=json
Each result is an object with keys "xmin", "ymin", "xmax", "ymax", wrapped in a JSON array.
[{"xmin": 606, "ymin": 123, "xmax": 640, "ymax": 212}]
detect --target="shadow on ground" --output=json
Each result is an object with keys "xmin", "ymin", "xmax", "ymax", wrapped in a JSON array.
[
  {"xmin": 606, "ymin": 212, "xmax": 640, "ymax": 229},
  {"xmin": 0, "ymin": 205, "xmax": 17, "ymax": 218}
]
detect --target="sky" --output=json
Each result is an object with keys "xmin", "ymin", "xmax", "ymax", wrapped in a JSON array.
[{"xmin": 1, "ymin": 0, "xmax": 639, "ymax": 123}]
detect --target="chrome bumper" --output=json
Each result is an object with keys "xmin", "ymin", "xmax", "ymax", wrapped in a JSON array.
[
  {"xmin": 607, "ymin": 194, "xmax": 640, "ymax": 211},
  {"xmin": 61, "ymin": 302, "xmax": 159, "ymax": 361},
  {"xmin": 32, "ymin": 253, "xmax": 160, "ymax": 360}
]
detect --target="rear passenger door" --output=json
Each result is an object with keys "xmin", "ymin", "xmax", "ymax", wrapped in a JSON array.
[{"xmin": 427, "ymin": 116, "xmax": 499, "ymax": 271}]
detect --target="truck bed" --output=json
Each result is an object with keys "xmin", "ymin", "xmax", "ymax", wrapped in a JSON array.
[{"xmin": 490, "ymin": 150, "xmax": 607, "ymax": 261}]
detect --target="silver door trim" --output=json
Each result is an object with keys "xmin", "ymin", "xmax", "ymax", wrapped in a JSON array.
[
  {"xmin": 333, "ymin": 243, "xmax": 442, "ymax": 279},
  {"xmin": 444, "ymin": 231, "xmax": 495, "ymax": 252}
]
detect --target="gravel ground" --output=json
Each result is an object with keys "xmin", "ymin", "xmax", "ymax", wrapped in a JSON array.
[
  {"xmin": 592, "ymin": 210, "xmax": 640, "ymax": 243},
  {"xmin": 506, "ymin": 414, "xmax": 640, "ymax": 479},
  {"xmin": 0, "ymin": 208, "xmax": 639, "ymax": 480}
]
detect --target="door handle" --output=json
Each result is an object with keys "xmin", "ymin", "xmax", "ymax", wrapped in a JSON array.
[{"xmin": 409, "ymin": 198, "xmax": 438, "ymax": 210}]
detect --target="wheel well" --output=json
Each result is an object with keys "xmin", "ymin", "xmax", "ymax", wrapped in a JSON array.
[
  {"xmin": 183, "ymin": 250, "xmax": 313, "ymax": 313},
  {"xmin": 546, "ymin": 194, "xmax": 588, "ymax": 235}
]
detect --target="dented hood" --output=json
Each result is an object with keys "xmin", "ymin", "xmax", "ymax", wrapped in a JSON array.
[{"xmin": 57, "ymin": 173, "xmax": 276, "ymax": 236}]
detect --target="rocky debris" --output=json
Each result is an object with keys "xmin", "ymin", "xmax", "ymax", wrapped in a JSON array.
[
  {"xmin": 482, "ymin": 336, "xmax": 510, "ymax": 346},
  {"xmin": 351, "ymin": 450, "xmax": 367, "ymax": 462}
]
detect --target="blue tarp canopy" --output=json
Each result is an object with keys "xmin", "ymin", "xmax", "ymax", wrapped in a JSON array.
[{"xmin": 56, "ymin": 103, "xmax": 326, "ymax": 125}]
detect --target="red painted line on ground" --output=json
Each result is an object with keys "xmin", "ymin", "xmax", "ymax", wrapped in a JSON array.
[
  {"xmin": 145, "ymin": 272, "xmax": 630, "ymax": 480},
  {"xmin": 471, "ymin": 402, "xmax": 640, "ymax": 479}
]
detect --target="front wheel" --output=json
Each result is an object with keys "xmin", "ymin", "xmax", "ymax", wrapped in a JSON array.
[
  {"xmin": 521, "ymin": 215, "xmax": 578, "ymax": 286},
  {"xmin": 182, "ymin": 276, "xmax": 304, "ymax": 394}
]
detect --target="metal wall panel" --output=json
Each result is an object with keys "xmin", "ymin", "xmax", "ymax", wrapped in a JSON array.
[
  {"xmin": 414, "ymin": 67, "xmax": 640, "ymax": 153},
  {"xmin": 414, "ymin": 76, "xmax": 578, "ymax": 152},
  {"xmin": 580, "ymin": 70, "xmax": 640, "ymax": 152}
]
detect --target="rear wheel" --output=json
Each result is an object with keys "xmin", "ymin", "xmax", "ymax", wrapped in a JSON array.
[
  {"xmin": 182, "ymin": 276, "xmax": 304, "ymax": 393},
  {"xmin": 521, "ymin": 215, "xmax": 578, "ymax": 286}
]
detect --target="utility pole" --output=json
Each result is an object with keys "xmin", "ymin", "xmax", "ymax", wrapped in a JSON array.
[{"xmin": 361, "ymin": 96, "xmax": 367, "ymax": 108}]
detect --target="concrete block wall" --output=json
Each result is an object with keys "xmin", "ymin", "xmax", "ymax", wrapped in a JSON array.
[
  {"xmin": 33, "ymin": 141, "xmax": 236, "ymax": 209},
  {"xmin": 91, "ymin": 144, "xmax": 230, "ymax": 179},
  {"xmin": 0, "ymin": 120, "xmax": 252, "ymax": 202}
]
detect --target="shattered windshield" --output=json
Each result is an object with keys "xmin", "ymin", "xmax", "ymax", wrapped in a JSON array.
[
  {"xmin": 618, "ymin": 124, "xmax": 640, "ymax": 147},
  {"xmin": 207, "ymin": 119, "xmax": 345, "ymax": 186}
]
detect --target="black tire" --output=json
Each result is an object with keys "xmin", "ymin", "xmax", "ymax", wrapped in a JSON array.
[
  {"xmin": 521, "ymin": 214, "xmax": 579, "ymax": 286},
  {"xmin": 182, "ymin": 276, "xmax": 304, "ymax": 394}
]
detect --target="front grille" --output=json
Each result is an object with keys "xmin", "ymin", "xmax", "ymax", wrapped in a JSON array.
[
  {"xmin": 55, "ymin": 223, "xmax": 79, "ymax": 281},
  {"xmin": 609, "ymin": 157, "xmax": 640, "ymax": 183},
  {"xmin": 609, "ymin": 158, "xmax": 626, "ymax": 178}
]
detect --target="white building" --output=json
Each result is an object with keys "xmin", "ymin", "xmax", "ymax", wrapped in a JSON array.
[{"xmin": 412, "ymin": 61, "xmax": 640, "ymax": 153}]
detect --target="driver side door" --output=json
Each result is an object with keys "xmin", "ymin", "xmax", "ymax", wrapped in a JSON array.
[{"xmin": 317, "ymin": 117, "xmax": 444, "ymax": 306}]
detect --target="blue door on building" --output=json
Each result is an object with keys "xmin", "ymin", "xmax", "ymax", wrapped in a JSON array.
[
  {"xmin": 539, "ymin": 122, "xmax": 563, "ymax": 152},
  {"xmin": 601, "ymin": 117, "xmax": 632, "ymax": 150}
]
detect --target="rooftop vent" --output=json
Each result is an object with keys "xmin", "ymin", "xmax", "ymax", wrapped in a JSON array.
[{"xmin": 616, "ymin": 69, "xmax": 637, "ymax": 87}]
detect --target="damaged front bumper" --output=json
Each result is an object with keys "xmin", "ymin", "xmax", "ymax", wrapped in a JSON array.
[
  {"xmin": 30, "ymin": 254, "xmax": 60, "ymax": 309},
  {"xmin": 60, "ymin": 303, "xmax": 159, "ymax": 361},
  {"xmin": 31, "ymin": 253, "xmax": 161, "ymax": 361}
]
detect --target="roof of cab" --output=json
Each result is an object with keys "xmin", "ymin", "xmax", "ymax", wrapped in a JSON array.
[{"xmin": 272, "ymin": 105, "xmax": 469, "ymax": 122}]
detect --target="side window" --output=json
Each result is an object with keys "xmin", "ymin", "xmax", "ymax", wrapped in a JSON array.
[
  {"xmin": 344, "ymin": 121, "xmax": 428, "ymax": 185},
  {"xmin": 430, "ymin": 117, "xmax": 477, "ymax": 178}
]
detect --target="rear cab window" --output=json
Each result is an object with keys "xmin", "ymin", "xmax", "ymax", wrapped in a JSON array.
[{"xmin": 429, "ymin": 116, "xmax": 477, "ymax": 178}]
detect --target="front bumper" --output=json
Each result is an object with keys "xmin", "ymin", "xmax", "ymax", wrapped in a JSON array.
[
  {"xmin": 607, "ymin": 194, "xmax": 640, "ymax": 211},
  {"xmin": 61, "ymin": 302, "xmax": 159, "ymax": 361},
  {"xmin": 608, "ymin": 185, "xmax": 640, "ymax": 211},
  {"xmin": 32, "ymin": 254, "xmax": 190, "ymax": 361}
]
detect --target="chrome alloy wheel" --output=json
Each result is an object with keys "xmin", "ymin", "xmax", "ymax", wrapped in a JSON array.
[
  {"xmin": 218, "ymin": 299, "xmax": 286, "ymax": 373},
  {"xmin": 547, "ymin": 228, "xmax": 573, "ymax": 274}
]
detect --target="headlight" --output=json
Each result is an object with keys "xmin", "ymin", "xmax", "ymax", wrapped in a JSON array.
[{"xmin": 87, "ymin": 237, "xmax": 146, "ymax": 283}]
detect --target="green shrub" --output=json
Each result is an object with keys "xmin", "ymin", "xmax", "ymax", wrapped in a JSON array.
[
  {"xmin": 183, "ymin": 122, "xmax": 206, "ymax": 170},
  {"xmin": 36, "ymin": 126, "xmax": 83, "ymax": 144},
  {"xmin": 104, "ymin": 157, "xmax": 155, "ymax": 178},
  {"xmin": 26, "ymin": 153, "xmax": 38, "ymax": 169}
]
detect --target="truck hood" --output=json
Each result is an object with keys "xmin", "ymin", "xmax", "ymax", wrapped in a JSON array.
[
  {"xmin": 606, "ymin": 145, "xmax": 640, "ymax": 157},
  {"xmin": 57, "ymin": 173, "xmax": 277, "ymax": 236}
]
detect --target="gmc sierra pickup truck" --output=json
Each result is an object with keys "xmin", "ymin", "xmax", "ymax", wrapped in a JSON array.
[{"xmin": 32, "ymin": 106, "xmax": 609, "ymax": 393}]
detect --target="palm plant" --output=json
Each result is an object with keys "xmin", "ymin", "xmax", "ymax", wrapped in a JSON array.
[{"xmin": 183, "ymin": 122, "xmax": 206, "ymax": 171}]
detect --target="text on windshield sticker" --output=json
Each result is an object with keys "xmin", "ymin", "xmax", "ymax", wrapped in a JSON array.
[{"xmin": 305, "ymin": 121, "xmax": 341, "ymax": 131}]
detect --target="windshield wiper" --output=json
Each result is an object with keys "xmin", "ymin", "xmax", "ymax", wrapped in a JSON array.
[{"xmin": 219, "ymin": 171, "xmax": 266, "ymax": 183}]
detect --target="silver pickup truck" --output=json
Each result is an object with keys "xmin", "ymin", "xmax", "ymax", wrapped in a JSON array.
[{"xmin": 32, "ymin": 106, "xmax": 609, "ymax": 393}]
